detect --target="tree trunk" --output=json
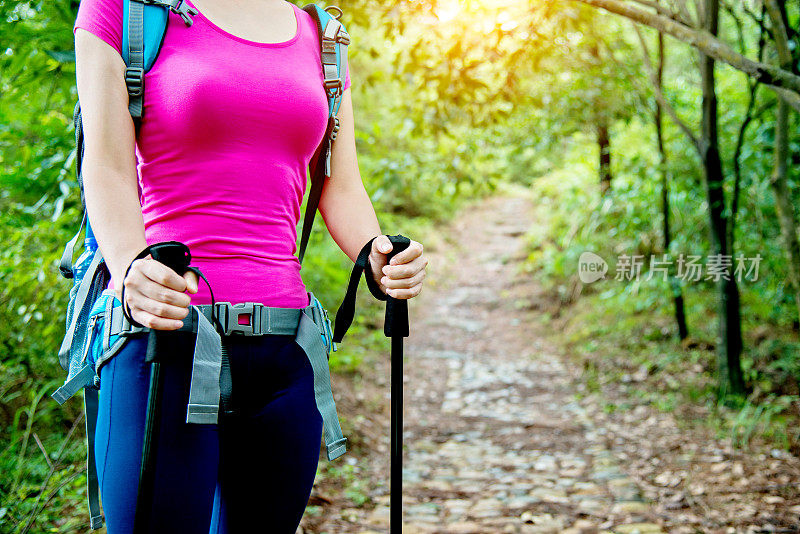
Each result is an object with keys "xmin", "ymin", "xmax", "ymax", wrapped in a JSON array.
[
  {"xmin": 765, "ymin": 0, "xmax": 800, "ymax": 329},
  {"xmin": 655, "ymin": 33, "xmax": 688, "ymax": 340},
  {"xmin": 700, "ymin": 0, "xmax": 745, "ymax": 397},
  {"xmin": 598, "ymin": 122, "xmax": 612, "ymax": 195},
  {"xmin": 770, "ymin": 99, "xmax": 800, "ymax": 329}
]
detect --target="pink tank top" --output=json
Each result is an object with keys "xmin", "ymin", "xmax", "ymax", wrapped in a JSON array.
[{"xmin": 74, "ymin": 0, "xmax": 350, "ymax": 309}]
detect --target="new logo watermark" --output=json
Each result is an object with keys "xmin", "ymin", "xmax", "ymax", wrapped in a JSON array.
[
  {"xmin": 578, "ymin": 251, "xmax": 609, "ymax": 283},
  {"xmin": 577, "ymin": 252, "xmax": 762, "ymax": 283}
]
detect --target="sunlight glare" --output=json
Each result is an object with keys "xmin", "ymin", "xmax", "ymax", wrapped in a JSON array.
[
  {"xmin": 433, "ymin": 0, "xmax": 460, "ymax": 23},
  {"xmin": 432, "ymin": 0, "xmax": 528, "ymax": 27}
]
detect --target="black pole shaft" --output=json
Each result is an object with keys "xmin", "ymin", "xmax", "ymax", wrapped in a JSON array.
[
  {"xmin": 128, "ymin": 241, "xmax": 195, "ymax": 533},
  {"xmin": 330, "ymin": 234, "xmax": 411, "ymax": 532},
  {"xmin": 383, "ymin": 235, "xmax": 410, "ymax": 533},
  {"xmin": 390, "ymin": 334, "xmax": 403, "ymax": 532},
  {"xmin": 134, "ymin": 331, "xmax": 164, "ymax": 534}
]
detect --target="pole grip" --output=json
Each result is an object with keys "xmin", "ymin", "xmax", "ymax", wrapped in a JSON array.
[
  {"xmin": 148, "ymin": 241, "xmax": 192, "ymax": 275},
  {"xmin": 383, "ymin": 235, "xmax": 411, "ymax": 338}
]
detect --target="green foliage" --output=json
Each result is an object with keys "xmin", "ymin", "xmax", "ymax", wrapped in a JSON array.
[
  {"xmin": 1, "ymin": 0, "xmax": 78, "ymax": 221},
  {"xmin": 0, "ymin": 210, "xmax": 90, "ymax": 531},
  {"xmin": 722, "ymin": 394, "xmax": 799, "ymax": 450},
  {"xmin": 323, "ymin": 461, "xmax": 371, "ymax": 507},
  {"xmin": 523, "ymin": 66, "xmax": 800, "ymax": 449}
]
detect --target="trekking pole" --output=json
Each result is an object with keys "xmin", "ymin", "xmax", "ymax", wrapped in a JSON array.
[
  {"xmin": 131, "ymin": 242, "xmax": 193, "ymax": 534},
  {"xmin": 332, "ymin": 234, "xmax": 411, "ymax": 533},
  {"xmin": 383, "ymin": 237, "xmax": 411, "ymax": 533}
]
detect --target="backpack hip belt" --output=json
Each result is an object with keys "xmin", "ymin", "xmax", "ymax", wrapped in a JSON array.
[
  {"xmin": 53, "ymin": 287, "xmax": 347, "ymax": 528},
  {"xmin": 108, "ymin": 290, "xmax": 345, "ymax": 451},
  {"xmin": 109, "ymin": 297, "xmax": 335, "ymax": 343}
]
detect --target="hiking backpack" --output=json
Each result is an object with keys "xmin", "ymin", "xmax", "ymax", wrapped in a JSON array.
[{"xmin": 54, "ymin": 1, "xmax": 350, "ymax": 528}]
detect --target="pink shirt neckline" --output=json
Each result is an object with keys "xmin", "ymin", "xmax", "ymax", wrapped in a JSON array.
[{"xmin": 184, "ymin": 0, "xmax": 302, "ymax": 48}]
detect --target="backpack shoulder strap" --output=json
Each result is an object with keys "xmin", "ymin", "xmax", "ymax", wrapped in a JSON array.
[
  {"xmin": 298, "ymin": 4, "xmax": 350, "ymax": 265},
  {"xmin": 302, "ymin": 4, "xmax": 350, "ymax": 117},
  {"xmin": 122, "ymin": 0, "xmax": 197, "ymax": 121}
]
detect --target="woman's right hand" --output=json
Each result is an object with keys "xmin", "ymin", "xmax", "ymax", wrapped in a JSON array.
[{"xmin": 118, "ymin": 257, "xmax": 199, "ymax": 331}]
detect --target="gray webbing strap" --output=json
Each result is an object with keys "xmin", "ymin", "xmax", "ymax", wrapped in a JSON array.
[
  {"xmin": 321, "ymin": 18, "xmax": 345, "ymax": 114},
  {"xmin": 321, "ymin": 18, "xmax": 344, "ymax": 180},
  {"xmin": 102, "ymin": 291, "xmax": 115, "ymax": 351},
  {"xmin": 297, "ymin": 11, "xmax": 349, "ymax": 266},
  {"xmin": 108, "ymin": 301, "xmax": 157, "ymax": 336},
  {"xmin": 295, "ymin": 309, "xmax": 347, "ymax": 461},
  {"xmin": 57, "ymin": 250, "xmax": 104, "ymax": 370},
  {"xmin": 213, "ymin": 302, "xmax": 302, "ymax": 336},
  {"xmin": 107, "ymin": 301, "xmax": 302, "ymax": 337},
  {"xmin": 84, "ymin": 388, "xmax": 104, "ymax": 529},
  {"xmin": 185, "ymin": 308, "xmax": 222, "ymax": 424},
  {"xmin": 127, "ymin": 0, "xmax": 145, "ymax": 119},
  {"xmin": 59, "ymin": 213, "xmax": 85, "ymax": 279},
  {"xmin": 52, "ymin": 363, "xmax": 95, "ymax": 405}
]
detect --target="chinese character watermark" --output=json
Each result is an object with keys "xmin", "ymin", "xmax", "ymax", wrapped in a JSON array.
[
  {"xmin": 578, "ymin": 252, "xmax": 762, "ymax": 283},
  {"xmin": 614, "ymin": 254, "xmax": 645, "ymax": 282}
]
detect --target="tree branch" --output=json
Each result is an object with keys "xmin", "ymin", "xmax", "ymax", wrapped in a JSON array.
[
  {"xmin": 570, "ymin": 0, "xmax": 800, "ymax": 98},
  {"xmin": 728, "ymin": 2, "xmax": 766, "ymax": 251},
  {"xmin": 628, "ymin": 0, "xmax": 692, "ymax": 26},
  {"xmin": 729, "ymin": 80, "xmax": 759, "ymax": 251},
  {"xmin": 764, "ymin": 0, "xmax": 792, "ymax": 67},
  {"xmin": 667, "ymin": 0, "xmax": 695, "ymax": 29},
  {"xmin": 634, "ymin": 25, "xmax": 701, "ymax": 151},
  {"xmin": 762, "ymin": 0, "xmax": 800, "ymax": 114}
]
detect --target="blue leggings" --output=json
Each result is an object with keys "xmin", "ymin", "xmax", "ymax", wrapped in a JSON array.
[{"xmin": 94, "ymin": 330, "xmax": 324, "ymax": 533}]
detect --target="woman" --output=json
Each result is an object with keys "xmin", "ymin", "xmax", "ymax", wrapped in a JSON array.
[{"xmin": 73, "ymin": 0, "xmax": 428, "ymax": 531}]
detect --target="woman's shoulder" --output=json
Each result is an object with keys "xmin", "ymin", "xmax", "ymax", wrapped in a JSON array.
[
  {"xmin": 293, "ymin": 2, "xmax": 350, "ymax": 44},
  {"xmin": 292, "ymin": 2, "xmax": 351, "ymax": 90},
  {"xmin": 293, "ymin": 2, "xmax": 321, "ymax": 42},
  {"xmin": 73, "ymin": 0, "xmax": 124, "ymax": 56}
]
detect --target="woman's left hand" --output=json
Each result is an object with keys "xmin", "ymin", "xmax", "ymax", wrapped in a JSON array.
[{"xmin": 369, "ymin": 235, "xmax": 428, "ymax": 299}]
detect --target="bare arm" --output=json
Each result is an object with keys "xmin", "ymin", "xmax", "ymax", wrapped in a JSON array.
[
  {"xmin": 75, "ymin": 28, "xmax": 144, "ymax": 288},
  {"xmin": 319, "ymin": 88, "xmax": 428, "ymax": 299},
  {"xmin": 75, "ymin": 29, "xmax": 196, "ymax": 328},
  {"xmin": 318, "ymin": 88, "xmax": 382, "ymax": 262}
]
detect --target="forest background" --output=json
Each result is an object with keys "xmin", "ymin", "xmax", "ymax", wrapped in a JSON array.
[{"xmin": 1, "ymin": 0, "xmax": 799, "ymax": 531}]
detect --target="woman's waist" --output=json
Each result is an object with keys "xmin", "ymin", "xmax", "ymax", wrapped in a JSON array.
[
  {"xmin": 108, "ymin": 253, "xmax": 309, "ymax": 309},
  {"xmin": 187, "ymin": 276, "xmax": 309, "ymax": 309},
  {"xmin": 172, "ymin": 256, "xmax": 307, "ymax": 308}
]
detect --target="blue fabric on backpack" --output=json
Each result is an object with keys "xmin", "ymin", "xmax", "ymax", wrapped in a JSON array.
[
  {"xmin": 302, "ymin": 3, "xmax": 348, "ymax": 116},
  {"xmin": 121, "ymin": 0, "xmax": 168, "ymax": 70}
]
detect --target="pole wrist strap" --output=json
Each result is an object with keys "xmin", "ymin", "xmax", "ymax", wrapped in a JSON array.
[{"xmin": 333, "ymin": 234, "xmax": 410, "ymax": 343}]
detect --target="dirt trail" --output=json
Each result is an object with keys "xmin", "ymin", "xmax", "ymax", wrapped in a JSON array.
[{"xmin": 304, "ymin": 187, "xmax": 800, "ymax": 534}]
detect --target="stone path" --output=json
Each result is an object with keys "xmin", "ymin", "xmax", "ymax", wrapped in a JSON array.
[
  {"xmin": 355, "ymin": 191, "xmax": 666, "ymax": 533},
  {"xmin": 304, "ymin": 186, "xmax": 800, "ymax": 534}
]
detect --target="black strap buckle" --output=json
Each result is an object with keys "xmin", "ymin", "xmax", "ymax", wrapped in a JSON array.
[
  {"xmin": 215, "ymin": 302, "xmax": 262, "ymax": 336},
  {"xmin": 330, "ymin": 117, "xmax": 340, "ymax": 141},
  {"xmin": 133, "ymin": 0, "xmax": 197, "ymax": 26},
  {"xmin": 125, "ymin": 66, "xmax": 145, "ymax": 97},
  {"xmin": 168, "ymin": 0, "xmax": 198, "ymax": 26}
]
